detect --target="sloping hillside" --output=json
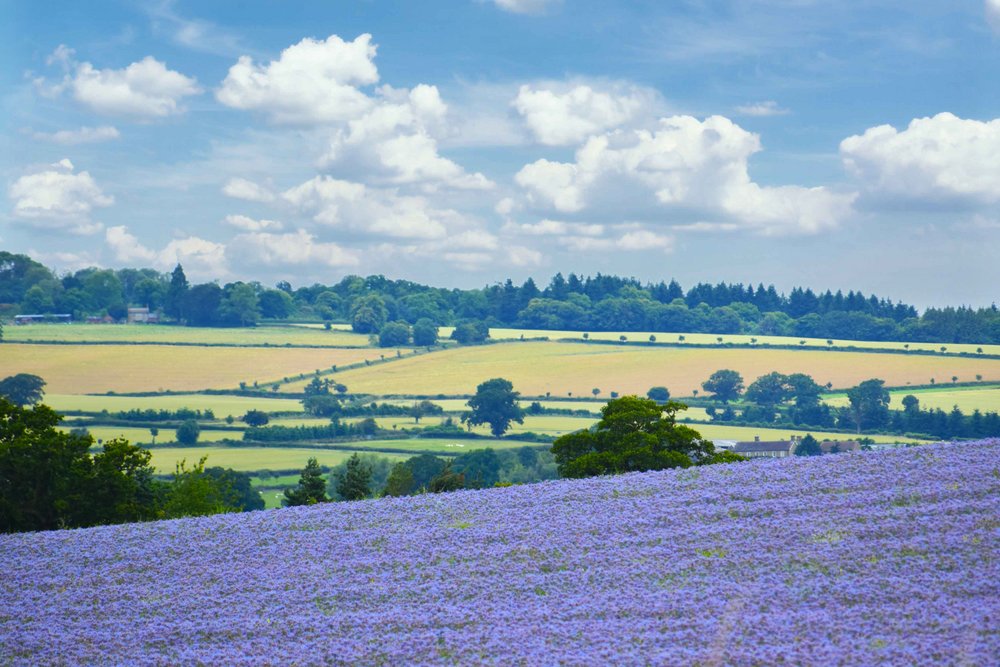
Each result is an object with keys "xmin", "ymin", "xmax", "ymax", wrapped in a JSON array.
[{"xmin": 2, "ymin": 441, "xmax": 998, "ymax": 665}]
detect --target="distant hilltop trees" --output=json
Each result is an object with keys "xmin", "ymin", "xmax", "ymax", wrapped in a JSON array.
[{"xmin": 1, "ymin": 251, "xmax": 997, "ymax": 344}]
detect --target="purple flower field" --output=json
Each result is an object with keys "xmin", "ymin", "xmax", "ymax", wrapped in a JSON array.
[{"xmin": 2, "ymin": 441, "xmax": 999, "ymax": 665}]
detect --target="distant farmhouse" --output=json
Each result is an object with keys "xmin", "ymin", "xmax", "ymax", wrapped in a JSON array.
[
  {"xmin": 732, "ymin": 435, "xmax": 860, "ymax": 458},
  {"xmin": 127, "ymin": 307, "xmax": 159, "ymax": 324},
  {"xmin": 13, "ymin": 314, "xmax": 71, "ymax": 325}
]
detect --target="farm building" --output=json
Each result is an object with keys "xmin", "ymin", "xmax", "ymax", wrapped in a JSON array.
[
  {"xmin": 127, "ymin": 307, "xmax": 159, "ymax": 324},
  {"xmin": 733, "ymin": 435, "xmax": 860, "ymax": 458},
  {"xmin": 13, "ymin": 314, "xmax": 71, "ymax": 324}
]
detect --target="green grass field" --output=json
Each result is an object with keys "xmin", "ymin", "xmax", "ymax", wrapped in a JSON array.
[
  {"xmin": 323, "ymin": 341, "xmax": 1000, "ymax": 398},
  {"xmin": 824, "ymin": 385, "xmax": 1000, "ymax": 413},
  {"xmin": 439, "ymin": 327, "xmax": 1000, "ymax": 356},
  {"xmin": 0, "ymin": 343, "xmax": 383, "ymax": 394},
  {"xmin": 689, "ymin": 423, "xmax": 914, "ymax": 444},
  {"xmin": 61, "ymin": 425, "xmax": 236, "ymax": 445},
  {"xmin": 45, "ymin": 393, "xmax": 304, "ymax": 416},
  {"xmin": 4, "ymin": 323, "xmax": 374, "ymax": 347}
]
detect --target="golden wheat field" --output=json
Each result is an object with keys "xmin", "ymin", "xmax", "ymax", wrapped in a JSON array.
[
  {"xmin": 323, "ymin": 341, "xmax": 1000, "ymax": 397},
  {"xmin": 0, "ymin": 344, "xmax": 383, "ymax": 394}
]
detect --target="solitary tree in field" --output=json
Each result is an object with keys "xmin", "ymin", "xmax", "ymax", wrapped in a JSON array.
[
  {"xmin": 465, "ymin": 378, "xmax": 525, "ymax": 437},
  {"xmin": 149, "ymin": 427, "xmax": 158, "ymax": 445},
  {"xmin": 701, "ymin": 370, "xmax": 744, "ymax": 404},
  {"xmin": 592, "ymin": 388, "xmax": 601, "ymax": 397},
  {"xmin": 176, "ymin": 420, "xmax": 200, "ymax": 445},
  {"xmin": 646, "ymin": 386, "xmax": 671, "ymax": 403},
  {"xmin": 0, "ymin": 373, "xmax": 46, "ymax": 407},
  {"xmin": 551, "ymin": 396, "xmax": 715, "ymax": 478},
  {"xmin": 241, "ymin": 410, "xmax": 269, "ymax": 427},
  {"xmin": 284, "ymin": 458, "xmax": 329, "ymax": 506}
]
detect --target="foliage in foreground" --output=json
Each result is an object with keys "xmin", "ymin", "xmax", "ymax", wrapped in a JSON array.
[{"xmin": 1, "ymin": 441, "xmax": 996, "ymax": 663}]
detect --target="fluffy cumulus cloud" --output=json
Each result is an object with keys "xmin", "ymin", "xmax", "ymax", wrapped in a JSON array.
[
  {"xmin": 282, "ymin": 175, "xmax": 472, "ymax": 240},
  {"xmin": 322, "ymin": 84, "xmax": 492, "ymax": 189},
  {"xmin": 226, "ymin": 229, "xmax": 359, "ymax": 268},
  {"xmin": 216, "ymin": 34, "xmax": 378, "ymax": 124},
  {"xmin": 503, "ymin": 218, "xmax": 604, "ymax": 237},
  {"xmin": 105, "ymin": 225, "xmax": 156, "ymax": 262},
  {"xmin": 840, "ymin": 112, "xmax": 1000, "ymax": 205},
  {"xmin": 222, "ymin": 177, "xmax": 275, "ymax": 202},
  {"xmin": 31, "ymin": 126, "xmax": 120, "ymax": 145},
  {"xmin": 8, "ymin": 159, "xmax": 112, "ymax": 234},
  {"xmin": 64, "ymin": 54, "xmax": 200, "ymax": 118},
  {"xmin": 513, "ymin": 83, "xmax": 658, "ymax": 146},
  {"xmin": 516, "ymin": 115, "xmax": 854, "ymax": 235},
  {"xmin": 103, "ymin": 226, "xmax": 227, "ymax": 278}
]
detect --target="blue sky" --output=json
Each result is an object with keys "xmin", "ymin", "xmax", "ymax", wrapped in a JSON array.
[{"xmin": 2, "ymin": 0, "xmax": 999, "ymax": 308}]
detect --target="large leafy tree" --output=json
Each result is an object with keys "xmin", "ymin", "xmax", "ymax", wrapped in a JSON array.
[
  {"xmin": 745, "ymin": 372, "xmax": 794, "ymax": 408},
  {"xmin": 701, "ymin": 369, "xmax": 744, "ymax": 403},
  {"xmin": 284, "ymin": 457, "xmax": 329, "ymax": 506},
  {"xmin": 465, "ymin": 378, "xmax": 525, "ymax": 437},
  {"xmin": 847, "ymin": 378, "xmax": 891, "ymax": 433},
  {"xmin": 551, "ymin": 396, "xmax": 715, "ymax": 478},
  {"xmin": 0, "ymin": 374, "xmax": 46, "ymax": 406},
  {"xmin": 218, "ymin": 282, "xmax": 260, "ymax": 327}
]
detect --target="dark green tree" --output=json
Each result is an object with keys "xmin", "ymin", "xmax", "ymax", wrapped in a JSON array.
[
  {"xmin": 164, "ymin": 264, "xmax": 189, "ymax": 321},
  {"xmin": 847, "ymin": 378, "xmax": 891, "ymax": 433},
  {"xmin": 241, "ymin": 410, "xmax": 269, "ymax": 427},
  {"xmin": 429, "ymin": 463, "xmax": 465, "ymax": 493},
  {"xmin": 646, "ymin": 386, "xmax": 671, "ymax": 402},
  {"xmin": 412, "ymin": 318, "xmax": 439, "ymax": 346},
  {"xmin": 465, "ymin": 378, "xmax": 525, "ymax": 437},
  {"xmin": 794, "ymin": 434, "xmax": 823, "ymax": 456},
  {"xmin": 378, "ymin": 321, "xmax": 411, "ymax": 347},
  {"xmin": 175, "ymin": 419, "xmax": 200, "ymax": 445},
  {"xmin": 701, "ymin": 369, "xmax": 744, "ymax": 403},
  {"xmin": 218, "ymin": 282, "xmax": 260, "ymax": 327},
  {"xmin": 745, "ymin": 372, "xmax": 794, "ymax": 408},
  {"xmin": 404, "ymin": 454, "xmax": 447, "ymax": 490},
  {"xmin": 335, "ymin": 453, "xmax": 372, "ymax": 501},
  {"xmin": 551, "ymin": 396, "xmax": 715, "ymax": 478},
  {"xmin": 162, "ymin": 457, "xmax": 239, "ymax": 518},
  {"xmin": 284, "ymin": 457, "xmax": 330, "ymax": 506},
  {"xmin": 450, "ymin": 319, "xmax": 490, "ymax": 344},
  {"xmin": 382, "ymin": 462, "xmax": 415, "ymax": 497},
  {"xmin": 453, "ymin": 448, "xmax": 501, "ymax": 488},
  {"xmin": 409, "ymin": 400, "xmax": 443, "ymax": 423},
  {"xmin": 0, "ymin": 373, "xmax": 46, "ymax": 406},
  {"xmin": 184, "ymin": 283, "xmax": 223, "ymax": 326},
  {"xmin": 350, "ymin": 294, "xmax": 388, "ymax": 334},
  {"xmin": 204, "ymin": 467, "xmax": 265, "ymax": 511}
]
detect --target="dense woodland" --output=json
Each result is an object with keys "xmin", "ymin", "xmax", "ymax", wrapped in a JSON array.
[{"xmin": 1, "ymin": 251, "xmax": 998, "ymax": 344}]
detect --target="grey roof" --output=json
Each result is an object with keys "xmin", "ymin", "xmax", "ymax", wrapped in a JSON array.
[{"xmin": 732, "ymin": 441, "xmax": 793, "ymax": 453}]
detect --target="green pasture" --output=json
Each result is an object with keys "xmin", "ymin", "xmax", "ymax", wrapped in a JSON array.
[
  {"xmin": 324, "ymin": 341, "xmax": 1000, "ymax": 398},
  {"xmin": 0, "ymin": 343, "xmax": 383, "ymax": 394},
  {"xmin": 60, "ymin": 425, "xmax": 235, "ymax": 446},
  {"xmin": 438, "ymin": 327, "xmax": 1000, "ymax": 356},
  {"xmin": 4, "ymin": 323, "xmax": 374, "ymax": 347},
  {"xmin": 148, "ymin": 447, "xmax": 384, "ymax": 474},
  {"xmin": 45, "ymin": 393, "xmax": 304, "ymax": 416},
  {"xmin": 691, "ymin": 423, "xmax": 914, "ymax": 444},
  {"xmin": 823, "ymin": 385, "xmax": 1000, "ymax": 413}
]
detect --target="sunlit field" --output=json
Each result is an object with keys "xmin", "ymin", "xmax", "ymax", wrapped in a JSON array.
[
  {"xmin": 322, "ymin": 342, "xmax": 1000, "ymax": 398},
  {"xmin": 0, "ymin": 344, "xmax": 383, "ymax": 394},
  {"xmin": 59, "ymin": 425, "xmax": 235, "ymax": 446},
  {"xmin": 824, "ymin": 385, "xmax": 1000, "ymax": 413},
  {"xmin": 45, "ymin": 393, "xmax": 305, "ymax": 416},
  {"xmin": 3, "ymin": 323, "xmax": 373, "ymax": 347}
]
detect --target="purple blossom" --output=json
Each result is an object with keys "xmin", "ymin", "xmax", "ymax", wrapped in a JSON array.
[{"xmin": 2, "ymin": 440, "xmax": 998, "ymax": 665}]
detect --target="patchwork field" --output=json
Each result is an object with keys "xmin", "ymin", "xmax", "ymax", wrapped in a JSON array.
[
  {"xmin": 4, "ymin": 441, "xmax": 996, "ymax": 664},
  {"xmin": 323, "ymin": 341, "xmax": 1000, "ymax": 398},
  {"xmin": 3, "ymin": 323, "xmax": 373, "ymax": 347},
  {"xmin": 824, "ymin": 385, "xmax": 1000, "ymax": 413},
  {"xmin": 444, "ymin": 327, "xmax": 1000, "ymax": 355},
  {"xmin": 0, "ymin": 344, "xmax": 383, "ymax": 394},
  {"xmin": 62, "ymin": 426, "xmax": 235, "ymax": 446},
  {"xmin": 45, "ymin": 393, "xmax": 304, "ymax": 416}
]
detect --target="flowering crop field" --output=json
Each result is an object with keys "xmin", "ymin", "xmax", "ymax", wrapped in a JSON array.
[{"xmin": 2, "ymin": 441, "xmax": 998, "ymax": 665}]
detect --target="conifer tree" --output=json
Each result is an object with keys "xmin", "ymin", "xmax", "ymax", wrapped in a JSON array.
[
  {"xmin": 335, "ymin": 454, "xmax": 372, "ymax": 501},
  {"xmin": 284, "ymin": 457, "xmax": 329, "ymax": 506}
]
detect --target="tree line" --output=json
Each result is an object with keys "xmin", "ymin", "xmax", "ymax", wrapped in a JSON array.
[{"xmin": 3, "ymin": 251, "xmax": 998, "ymax": 344}]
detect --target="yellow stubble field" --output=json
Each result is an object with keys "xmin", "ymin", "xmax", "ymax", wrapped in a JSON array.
[{"xmin": 325, "ymin": 341, "xmax": 1000, "ymax": 398}]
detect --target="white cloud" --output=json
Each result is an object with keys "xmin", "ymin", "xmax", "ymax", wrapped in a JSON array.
[
  {"xmin": 31, "ymin": 126, "xmax": 120, "ymax": 145},
  {"xmin": 282, "ymin": 175, "xmax": 462, "ymax": 240},
  {"xmin": 840, "ymin": 112, "xmax": 1000, "ymax": 204},
  {"xmin": 226, "ymin": 229, "xmax": 359, "ymax": 268},
  {"xmin": 321, "ymin": 84, "xmax": 493, "ymax": 190},
  {"xmin": 516, "ymin": 114, "xmax": 855, "ymax": 235},
  {"xmin": 71, "ymin": 56, "xmax": 201, "ymax": 118},
  {"xmin": 616, "ymin": 229, "xmax": 674, "ymax": 251},
  {"xmin": 157, "ymin": 236, "xmax": 228, "ymax": 277},
  {"xmin": 8, "ymin": 159, "xmax": 113, "ymax": 234},
  {"xmin": 988, "ymin": 0, "xmax": 1000, "ymax": 33},
  {"xmin": 507, "ymin": 245, "xmax": 544, "ymax": 266},
  {"xmin": 734, "ymin": 101, "xmax": 789, "ymax": 117},
  {"xmin": 216, "ymin": 34, "xmax": 378, "ymax": 124},
  {"xmin": 504, "ymin": 218, "xmax": 605, "ymax": 236},
  {"xmin": 105, "ymin": 225, "xmax": 157, "ymax": 263},
  {"xmin": 492, "ymin": 0, "xmax": 559, "ymax": 15},
  {"xmin": 513, "ymin": 83, "xmax": 658, "ymax": 146},
  {"xmin": 222, "ymin": 214, "xmax": 284, "ymax": 231},
  {"xmin": 221, "ymin": 177, "xmax": 275, "ymax": 202}
]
